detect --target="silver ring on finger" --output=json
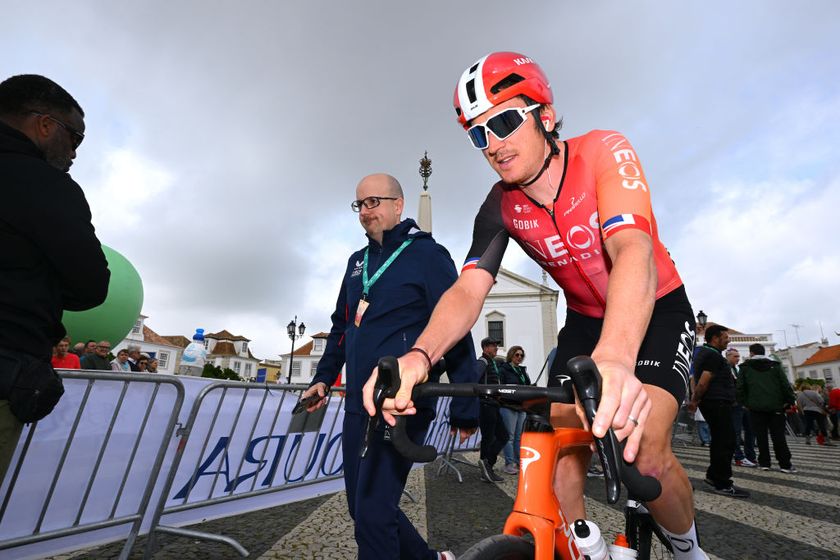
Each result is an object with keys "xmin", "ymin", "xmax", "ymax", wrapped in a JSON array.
[{"xmin": 628, "ymin": 415, "xmax": 640, "ymax": 427}]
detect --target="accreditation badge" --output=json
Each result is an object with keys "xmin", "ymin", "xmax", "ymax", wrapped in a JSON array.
[{"xmin": 354, "ymin": 298, "xmax": 369, "ymax": 327}]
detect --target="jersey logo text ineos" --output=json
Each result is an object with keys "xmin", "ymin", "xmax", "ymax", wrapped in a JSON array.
[
  {"xmin": 521, "ymin": 212, "xmax": 601, "ymax": 268},
  {"xmin": 601, "ymin": 132, "xmax": 648, "ymax": 192}
]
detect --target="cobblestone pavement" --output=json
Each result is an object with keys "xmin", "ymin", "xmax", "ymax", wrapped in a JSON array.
[{"xmin": 47, "ymin": 437, "xmax": 840, "ymax": 559}]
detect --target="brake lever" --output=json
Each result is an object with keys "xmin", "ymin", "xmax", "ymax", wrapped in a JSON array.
[{"xmin": 361, "ymin": 356, "xmax": 401, "ymax": 458}]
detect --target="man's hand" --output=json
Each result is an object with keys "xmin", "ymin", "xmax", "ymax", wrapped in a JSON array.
[
  {"xmin": 685, "ymin": 400, "xmax": 698, "ymax": 414},
  {"xmin": 450, "ymin": 426, "xmax": 477, "ymax": 444},
  {"xmin": 300, "ymin": 382, "xmax": 328, "ymax": 413},
  {"xmin": 589, "ymin": 357, "xmax": 651, "ymax": 463},
  {"xmin": 362, "ymin": 351, "xmax": 429, "ymax": 425}
]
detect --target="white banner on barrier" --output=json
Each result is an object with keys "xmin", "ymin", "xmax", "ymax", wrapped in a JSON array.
[{"xmin": 1, "ymin": 374, "xmax": 478, "ymax": 560}]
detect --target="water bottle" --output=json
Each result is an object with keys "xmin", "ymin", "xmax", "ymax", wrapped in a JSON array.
[
  {"xmin": 572, "ymin": 519, "xmax": 608, "ymax": 560},
  {"xmin": 179, "ymin": 328, "xmax": 207, "ymax": 376},
  {"xmin": 608, "ymin": 534, "xmax": 638, "ymax": 559}
]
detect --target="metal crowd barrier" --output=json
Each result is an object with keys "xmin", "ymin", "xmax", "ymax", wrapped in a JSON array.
[
  {"xmin": 142, "ymin": 382, "xmax": 347, "ymax": 558},
  {"xmin": 0, "ymin": 372, "xmax": 475, "ymax": 559},
  {"xmin": 0, "ymin": 370, "xmax": 184, "ymax": 560}
]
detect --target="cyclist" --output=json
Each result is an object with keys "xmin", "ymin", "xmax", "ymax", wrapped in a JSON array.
[{"xmin": 364, "ymin": 51, "xmax": 707, "ymax": 559}]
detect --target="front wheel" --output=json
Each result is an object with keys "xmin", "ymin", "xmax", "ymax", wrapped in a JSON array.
[{"xmin": 459, "ymin": 534, "xmax": 535, "ymax": 560}]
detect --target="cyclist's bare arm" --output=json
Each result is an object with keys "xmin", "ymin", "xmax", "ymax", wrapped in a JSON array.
[
  {"xmin": 362, "ymin": 268, "xmax": 494, "ymax": 423},
  {"xmin": 590, "ymin": 228, "xmax": 656, "ymax": 461}
]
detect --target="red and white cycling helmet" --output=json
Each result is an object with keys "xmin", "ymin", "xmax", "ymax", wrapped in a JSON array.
[{"xmin": 454, "ymin": 51, "xmax": 553, "ymax": 128}]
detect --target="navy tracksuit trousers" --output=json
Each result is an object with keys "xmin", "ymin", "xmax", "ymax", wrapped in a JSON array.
[{"xmin": 342, "ymin": 410, "xmax": 437, "ymax": 560}]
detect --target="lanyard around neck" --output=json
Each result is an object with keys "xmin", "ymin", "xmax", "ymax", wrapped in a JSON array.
[{"xmin": 362, "ymin": 238, "xmax": 413, "ymax": 298}]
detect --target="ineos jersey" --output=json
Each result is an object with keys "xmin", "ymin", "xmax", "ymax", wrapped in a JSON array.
[{"xmin": 463, "ymin": 130, "xmax": 682, "ymax": 318}]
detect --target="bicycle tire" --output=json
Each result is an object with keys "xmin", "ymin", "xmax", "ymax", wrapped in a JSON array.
[
  {"xmin": 459, "ymin": 534, "xmax": 557, "ymax": 560},
  {"xmin": 625, "ymin": 508, "xmax": 673, "ymax": 560}
]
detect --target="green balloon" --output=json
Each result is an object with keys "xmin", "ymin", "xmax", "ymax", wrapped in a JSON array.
[{"xmin": 63, "ymin": 245, "xmax": 144, "ymax": 347}]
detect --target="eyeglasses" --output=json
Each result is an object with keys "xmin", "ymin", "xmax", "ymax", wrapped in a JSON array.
[
  {"xmin": 351, "ymin": 196, "xmax": 399, "ymax": 212},
  {"xmin": 97, "ymin": 345, "xmax": 111, "ymax": 350},
  {"xmin": 467, "ymin": 104, "xmax": 540, "ymax": 150},
  {"xmin": 30, "ymin": 112, "xmax": 85, "ymax": 149},
  {"xmin": 514, "ymin": 352, "xmax": 524, "ymax": 358}
]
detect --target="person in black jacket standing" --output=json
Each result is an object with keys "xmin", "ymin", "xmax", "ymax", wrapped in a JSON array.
[
  {"xmin": 687, "ymin": 325, "xmax": 749, "ymax": 498},
  {"xmin": 476, "ymin": 336, "xmax": 508, "ymax": 482},
  {"xmin": 0, "ymin": 75, "xmax": 110, "ymax": 481}
]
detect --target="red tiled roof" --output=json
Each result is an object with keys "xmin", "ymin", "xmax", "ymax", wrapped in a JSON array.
[
  {"xmin": 311, "ymin": 332, "xmax": 329, "ymax": 338},
  {"xmin": 800, "ymin": 345, "xmax": 840, "ymax": 367},
  {"xmin": 206, "ymin": 329, "xmax": 250, "ymax": 342},
  {"xmin": 161, "ymin": 335, "xmax": 191, "ymax": 348},
  {"xmin": 698, "ymin": 322, "xmax": 744, "ymax": 335},
  {"xmin": 281, "ymin": 340, "xmax": 313, "ymax": 357},
  {"xmin": 208, "ymin": 341, "xmax": 238, "ymax": 357},
  {"xmin": 142, "ymin": 326, "xmax": 181, "ymax": 348}
]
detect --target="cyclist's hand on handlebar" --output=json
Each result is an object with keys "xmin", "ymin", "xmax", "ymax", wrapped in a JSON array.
[
  {"xmin": 590, "ymin": 357, "xmax": 651, "ymax": 463},
  {"xmin": 362, "ymin": 351, "xmax": 429, "ymax": 425},
  {"xmin": 450, "ymin": 426, "xmax": 477, "ymax": 444}
]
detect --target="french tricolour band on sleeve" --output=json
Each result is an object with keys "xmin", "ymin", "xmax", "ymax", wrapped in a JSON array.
[
  {"xmin": 461, "ymin": 257, "xmax": 480, "ymax": 273},
  {"xmin": 602, "ymin": 214, "xmax": 651, "ymax": 239}
]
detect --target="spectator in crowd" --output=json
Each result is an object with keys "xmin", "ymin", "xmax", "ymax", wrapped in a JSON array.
[
  {"xmin": 146, "ymin": 358, "xmax": 159, "ymax": 373},
  {"xmin": 137, "ymin": 353, "xmax": 150, "ymax": 372},
  {"xmin": 0, "ymin": 74, "xmax": 110, "ymax": 482},
  {"xmin": 499, "ymin": 345, "xmax": 531, "ymax": 474},
  {"xmin": 71, "ymin": 342, "xmax": 86, "ymax": 356},
  {"xmin": 829, "ymin": 385, "xmax": 840, "ymax": 441},
  {"xmin": 84, "ymin": 340, "xmax": 96, "ymax": 355},
  {"xmin": 126, "ymin": 344, "xmax": 141, "ymax": 372},
  {"xmin": 51, "ymin": 337, "xmax": 81, "ymax": 370},
  {"xmin": 687, "ymin": 325, "xmax": 749, "ymax": 498},
  {"xmin": 798, "ymin": 382, "xmax": 833, "ymax": 446},
  {"xmin": 110, "ymin": 349, "xmax": 131, "ymax": 372},
  {"xmin": 736, "ymin": 343, "xmax": 797, "ymax": 472},
  {"xmin": 81, "ymin": 341, "xmax": 113, "ymax": 370},
  {"xmin": 727, "ymin": 348, "xmax": 756, "ymax": 468},
  {"xmin": 297, "ymin": 173, "xmax": 476, "ymax": 560},
  {"xmin": 476, "ymin": 337, "xmax": 508, "ymax": 482}
]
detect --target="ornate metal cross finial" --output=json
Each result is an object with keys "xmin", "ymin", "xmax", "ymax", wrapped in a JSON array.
[{"xmin": 419, "ymin": 151, "xmax": 432, "ymax": 191}]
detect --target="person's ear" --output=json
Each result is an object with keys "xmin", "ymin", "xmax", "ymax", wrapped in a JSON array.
[{"xmin": 540, "ymin": 105, "xmax": 556, "ymax": 132}]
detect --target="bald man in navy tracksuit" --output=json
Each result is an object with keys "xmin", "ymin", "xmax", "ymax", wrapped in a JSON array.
[{"xmin": 300, "ymin": 174, "xmax": 477, "ymax": 560}]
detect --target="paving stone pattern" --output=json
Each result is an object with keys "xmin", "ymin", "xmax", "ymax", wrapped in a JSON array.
[{"xmin": 46, "ymin": 437, "xmax": 840, "ymax": 559}]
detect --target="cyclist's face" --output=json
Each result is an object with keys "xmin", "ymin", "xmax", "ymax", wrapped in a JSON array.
[{"xmin": 473, "ymin": 98, "xmax": 550, "ymax": 185}]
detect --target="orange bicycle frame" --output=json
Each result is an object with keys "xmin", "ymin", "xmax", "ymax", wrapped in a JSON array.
[{"xmin": 502, "ymin": 427, "xmax": 593, "ymax": 560}]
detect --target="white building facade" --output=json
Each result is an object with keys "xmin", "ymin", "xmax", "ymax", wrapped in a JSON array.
[
  {"xmin": 471, "ymin": 268, "xmax": 559, "ymax": 387},
  {"xmin": 204, "ymin": 330, "xmax": 262, "ymax": 380},
  {"xmin": 281, "ymin": 332, "xmax": 331, "ymax": 385},
  {"xmin": 113, "ymin": 315, "xmax": 182, "ymax": 374}
]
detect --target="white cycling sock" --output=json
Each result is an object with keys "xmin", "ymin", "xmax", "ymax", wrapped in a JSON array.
[{"xmin": 659, "ymin": 521, "xmax": 707, "ymax": 559}]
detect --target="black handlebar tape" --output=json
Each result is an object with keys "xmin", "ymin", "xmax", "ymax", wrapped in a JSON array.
[
  {"xmin": 566, "ymin": 356, "xmax": 662, "ymax": 504},
  {"xmin": 389, "ymin": 416, "xmax": 439, "ymax": 462}
]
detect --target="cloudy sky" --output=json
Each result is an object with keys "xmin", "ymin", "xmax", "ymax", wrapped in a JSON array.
[{"xmin": 6, "ymin": 1, "xmax": 839, "ymax": 358}]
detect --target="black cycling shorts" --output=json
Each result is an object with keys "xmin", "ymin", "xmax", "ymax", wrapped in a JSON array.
[{"xmin": 547, "ymin": 285, "xmax": 696, "ymax": 405}]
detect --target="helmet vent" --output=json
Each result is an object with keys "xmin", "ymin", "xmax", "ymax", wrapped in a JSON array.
[
  {"xmin": 490, "ymin": 73, "xmax": 524, "ymax": 95},
  {"xmin": 469, "ymin": 62, "xmax": 480, "ymax": 74},
  {"xmin": 466, "ymin": 78, "xmax": 477, "ymax": 103}
]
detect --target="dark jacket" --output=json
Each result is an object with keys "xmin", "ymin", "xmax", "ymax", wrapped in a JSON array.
[
  {"xmin": 81, "ymin": 353, "xmax": 112, "ymax": 371},
  {"xmin": 736, "ymin": 356, "xmax": 795, "ymax": 412},
  {"xmin": 0, "ymin": 121, "xmax": 109, "ymax": 360},
  {"xmin": 693, "ymin": 345, "xmax": 735, "ymax": 403},
  {"xmin": 312, "ymin": 219, "xmax": 478, "ymax": 428},
  {"xmin": 476, "ymin": 353, "xmax": 503, "ymax": 384},
  {"xmin": 500, "ymin": 362, "xmax": 531, "ymax": 386}
]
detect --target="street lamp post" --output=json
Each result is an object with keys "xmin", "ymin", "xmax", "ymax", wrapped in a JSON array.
[
  {"xmin": 696, "ymin": 310, "xmax": 708, "ymax": 332},
  {"xmin": 286, "ymin": 316, "xmax": 306, "ymax": 384}
]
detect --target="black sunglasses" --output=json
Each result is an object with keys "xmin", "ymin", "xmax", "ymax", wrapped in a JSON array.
[{"xmin": 31, "ymin": 112, "xmax": 85, "ymax": 149}]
